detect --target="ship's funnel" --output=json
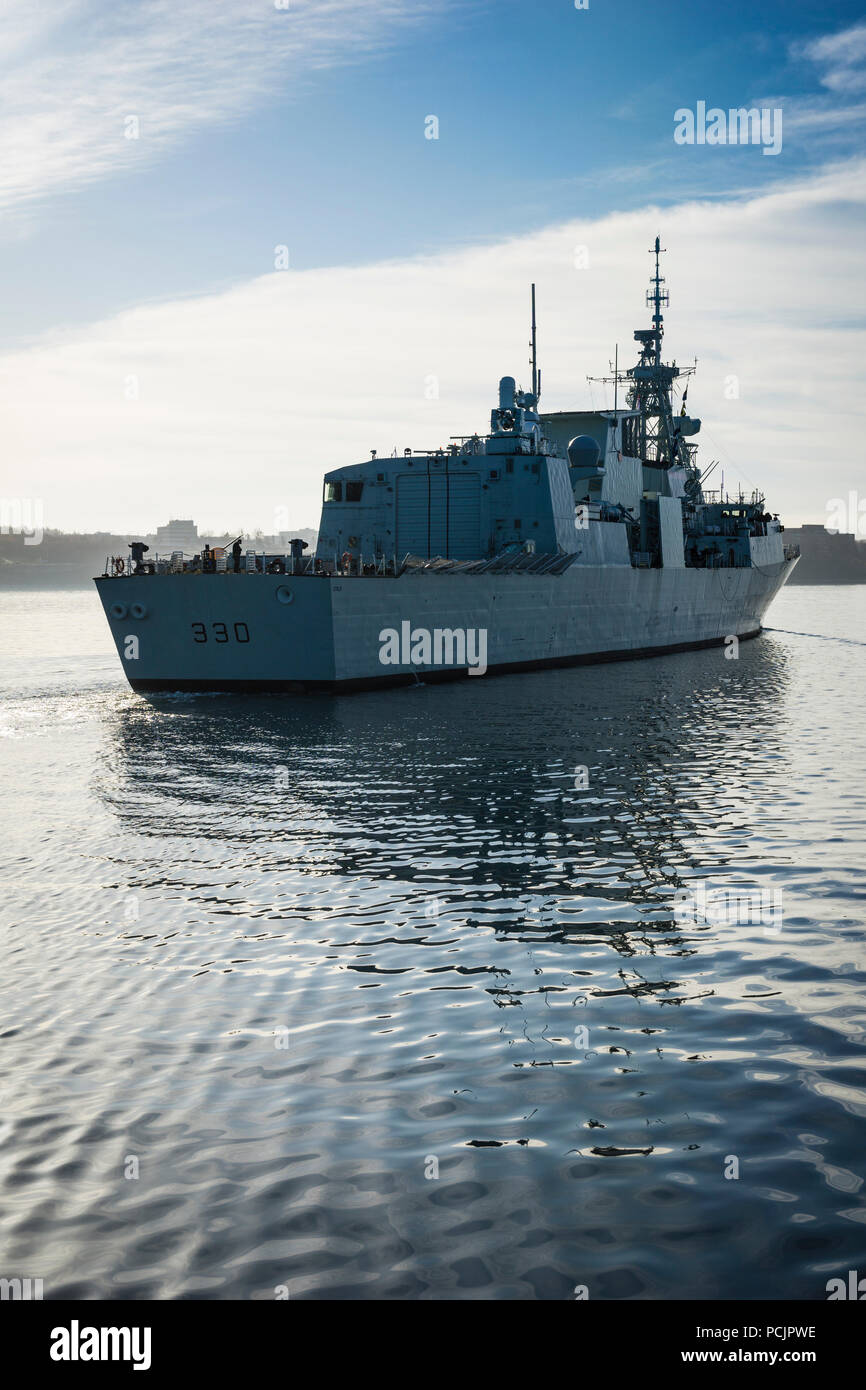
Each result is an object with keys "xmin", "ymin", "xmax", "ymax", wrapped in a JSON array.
[{"xmin": 499, "ymin": 376, "xmax": 516, "ymax": 411}]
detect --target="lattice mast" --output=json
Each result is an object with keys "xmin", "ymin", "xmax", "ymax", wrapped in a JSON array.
[{"xmin": 591, "ymin": 237, "xmax": 701, "ymax": 496}]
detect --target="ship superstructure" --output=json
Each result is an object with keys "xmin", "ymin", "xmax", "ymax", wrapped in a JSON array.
[{"xmin": 95, "ymin": 242, "xmax": 799, "ymax": 692}]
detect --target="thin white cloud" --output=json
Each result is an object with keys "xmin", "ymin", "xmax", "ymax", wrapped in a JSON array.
[
  {"xmin": 1, "ymin": 160, "xmax": 864, "ymax": 534},
  {"xmin": 797, "ymin": 22, "xmax": 866, "ymax": 94},
  {"xmin": 782, "ymin": 100, "xmax": 866, "ymax": 131},
  {"xmin": 0, "ymin": 0, "xmax": 442, "ymax": 216}
]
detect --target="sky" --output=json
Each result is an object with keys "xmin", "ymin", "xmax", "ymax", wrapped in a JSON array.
[{"xmin": 1, "ymin": 0, "xmax": 865, "ymax": 534}]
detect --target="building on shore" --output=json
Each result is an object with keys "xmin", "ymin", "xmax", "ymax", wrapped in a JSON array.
[
  {"xmin": 154, "ymin": 519, "xmax": 200, "ymax": 555},
  {"xmin": 785, "ymin": 525, "xmax": 866, "ymax": 583}
]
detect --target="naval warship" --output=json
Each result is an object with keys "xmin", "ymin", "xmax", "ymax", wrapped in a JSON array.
[{"xmin": 95, "ymin": 241, "xmax": 799, "ymax": 692}]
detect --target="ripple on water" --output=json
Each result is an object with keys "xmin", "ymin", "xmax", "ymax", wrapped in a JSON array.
[{"xmin": 1, "ymin": 586, "xmax": 865, "ymax": 1298}]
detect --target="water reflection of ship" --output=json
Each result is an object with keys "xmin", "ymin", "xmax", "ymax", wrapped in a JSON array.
[{"xmin": 101, "ymin": 637, "xmax": 791, "ymax": 956}]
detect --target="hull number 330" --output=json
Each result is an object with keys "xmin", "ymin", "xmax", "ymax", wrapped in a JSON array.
[{"xmin": 191, "ymin": 621, "xmax": 250, "ymax": 643}]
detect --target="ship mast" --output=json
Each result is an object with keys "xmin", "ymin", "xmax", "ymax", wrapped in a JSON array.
[
  {"xmin": 648, "ymin": 235, "xmax": 667, "ymax": 367},
  {"xmin": 628, "ymin": 238, "xmax": 699, "ymax": 491},
  {"xmin": 530, "ymin": 283, "xmax": 540, "ymax": 402},
  {"xmin": 587, "ymin": 238, "xmax": 700, "ymax": 495}
]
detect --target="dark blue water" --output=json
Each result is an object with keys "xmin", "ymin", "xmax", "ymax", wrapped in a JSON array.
[{"xmin": 1, "ymin": 585, "xmax": 865, "ymax": 1299}]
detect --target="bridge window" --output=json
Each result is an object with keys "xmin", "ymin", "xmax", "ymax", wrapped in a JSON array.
[
  {"xmin": 345, "ymin": 481, "xmax": 364, "ymax": 502},
  {"xmin": 325, "ymin": 481, "xmax": 343, "ymax": 502}
]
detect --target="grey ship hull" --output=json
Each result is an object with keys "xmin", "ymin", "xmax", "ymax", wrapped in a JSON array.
[{"xmin": 95, "ymin": 554, "xmax": 797, "ymax": 693}]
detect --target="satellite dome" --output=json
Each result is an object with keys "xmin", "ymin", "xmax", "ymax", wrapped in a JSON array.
[{"xmin": 567, "ymin": 435, "xmax": 601, "ymax": 471}]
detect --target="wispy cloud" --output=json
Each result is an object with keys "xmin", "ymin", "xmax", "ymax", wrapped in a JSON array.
[
  {"xmin": 782, "ymin": 100, "xmax": 866, "ymax": 132},
  {"xmin": 0, "ymin": 0, "xmax": 442, "ymax": 217},
  {"xmin": 796, "ymin": 22, "xmax": 866, "ymax": 94},
  {"xmin": 1, "ymin": 160, "xmax": 864, "ymax": 533}
]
